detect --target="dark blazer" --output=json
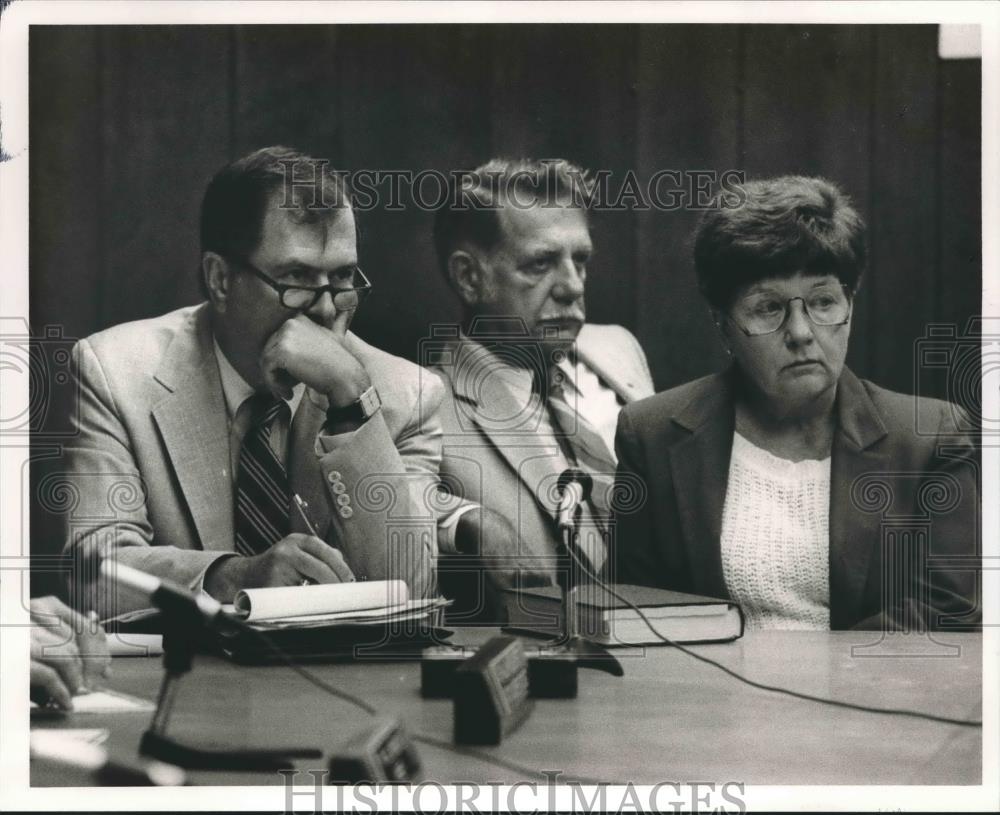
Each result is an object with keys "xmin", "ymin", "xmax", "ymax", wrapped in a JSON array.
[{"xmin": 612, "ymin": 367, "xmax": 980, "ymax": 631}]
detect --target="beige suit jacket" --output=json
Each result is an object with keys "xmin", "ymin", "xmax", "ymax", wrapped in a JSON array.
[
  {"xmin": 63, "ymin": 303, "xmax": 444, "ymax": 616},
  {"xmin": 433, "ymin": 324, "xmax": 654, "ymax": 587}
]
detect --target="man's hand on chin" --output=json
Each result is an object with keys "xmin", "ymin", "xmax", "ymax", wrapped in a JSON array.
[
  {"xmin": 203, "ymin": 534, "xmax": 356, "ymax": 601},
  {"xmin": 259, "ymin": 312, "xmax": 371, "ymax": 406}
]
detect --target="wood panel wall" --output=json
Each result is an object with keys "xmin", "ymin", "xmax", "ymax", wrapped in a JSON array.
[
  {"xmin": 28, "ymin": 24, "xmax": 982, "ymax": 594},
  {"xmin": 30, "ymin": 24, "xmax": 981, "ymax": 391}
]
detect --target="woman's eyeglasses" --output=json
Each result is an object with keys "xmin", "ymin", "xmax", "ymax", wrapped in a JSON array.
[{"xmin": 728, "ymin": 284, "xmax": 852, "ymax": 336}]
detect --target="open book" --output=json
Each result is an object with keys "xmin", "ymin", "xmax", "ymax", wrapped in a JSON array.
[{"xmin": 222, "ymin": 580, "xmax": 449, "ymax": 630}]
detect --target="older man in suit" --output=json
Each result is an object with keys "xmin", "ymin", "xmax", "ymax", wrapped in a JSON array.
[
  {"xmin": 64, "ymin": 147, "xmax": 442, "ymax": 616},
  {"xmin": 428, "ymin": 159, "xmax": 654, "ymax": 614}
]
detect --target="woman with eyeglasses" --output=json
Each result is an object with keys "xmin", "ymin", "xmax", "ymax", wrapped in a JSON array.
[{"xmin": 612, "ymin": 176, "xmax": 978, "ymax": 631}]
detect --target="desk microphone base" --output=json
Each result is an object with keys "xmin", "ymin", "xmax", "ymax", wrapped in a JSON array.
[
  {"xmin": 139, "ymin": 731, "xmax": 319, "ymax": 772},
  {"xmin": 141, "ymin": 624, "xmax": 322, "ymax": 772},
  {"xmin": 557, "ymin": 522, "xmax": 624, "ymax": 677},
  {"xmin": 548, "ymin": 636, "xmax": 624, "ymax": 677}
]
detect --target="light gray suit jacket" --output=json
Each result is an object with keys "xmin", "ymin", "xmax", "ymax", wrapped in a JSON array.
[
  {"xmin": 433, "ymin": 324, "xmax": 654, "ymax": 587},
  {"xmin": 63, "ymin": 303, "xmax": 444, "ymax": 616}
]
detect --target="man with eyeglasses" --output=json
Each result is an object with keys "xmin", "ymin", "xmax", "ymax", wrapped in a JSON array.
[{"xmin": 63, "ymin": 147, "xmax": 442, "ymax": 615}]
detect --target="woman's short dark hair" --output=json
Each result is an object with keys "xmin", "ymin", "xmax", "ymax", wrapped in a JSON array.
[
  {"xmin": 432, "ymin": 157, "xmax": 593, "ymax": 276},
  {"xmin": 198, "ymin": 145, "xmax": 350, "ymax": 295},
  {"xmin": 693, "ymin": 175, "xmax": 867, "ymax": 310}
]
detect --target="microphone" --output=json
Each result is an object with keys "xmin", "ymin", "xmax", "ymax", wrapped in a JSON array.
[
  {"xmin": 556, "ymin": 468, "xmax": 593, "ymax": 531},
  {"xmin": 100, "ymin": 561, "xmax": 229, "ymax": 628}
]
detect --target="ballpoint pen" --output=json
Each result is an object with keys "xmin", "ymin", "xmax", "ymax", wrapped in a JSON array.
[
  {"xmin": 292, "ymin": 493, "xmax": 319, "ymax": 537},
  {"xmin": 292, "ymin": 494, "xmax": 319, "ymax": 586}
]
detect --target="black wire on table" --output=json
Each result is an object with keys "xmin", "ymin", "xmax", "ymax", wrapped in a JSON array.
[
  {"xmin": 238, "ymin": 622, "xmax": 605, "ymax": 784},
  {"xmin": 231, "ymin": 545, "xmax": 981, "ymax": 787},
  {"xmin": 240, "ymin": 623, "xmax": 378, "ymax": 715},
  {"xmin": 564, "ymin": 546, "xmax": 982, "ymax": 729}
]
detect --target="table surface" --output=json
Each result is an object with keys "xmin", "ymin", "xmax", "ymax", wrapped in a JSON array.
[{"xmin": 31, "ymin": 629, "xmax": 982, "ymax": 786}]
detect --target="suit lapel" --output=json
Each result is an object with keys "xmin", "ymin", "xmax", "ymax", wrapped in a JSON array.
[
  {"xmin": 828, "ymin": 369, "xmax": 889, "ymax": 628},
  {"xmin": 287, "ymin": 389, "xmax": 333, "ymax": 539},
  {"xmin": 657, "ymin": 367, "xmax": 888, "ymax": 614},
  {"xmin": 450, "ymin": 339, "xmax": 566, "ymax": 517},
  {"xmin": 151, "ymin": 306, "xmax": 233, "ymax": 552},
  {"xmin": 667, "ymin": 373, "xmax": 735, "ymax": 598},
  {"xmin": 575, "ymin": 331, "xmax": 647, "ymax": 403}
]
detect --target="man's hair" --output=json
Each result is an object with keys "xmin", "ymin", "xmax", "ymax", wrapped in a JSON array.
[
  {"xmin": 432, "ymin": 157, "xmax": 593, "ymax": 278},
  {"xmin": 693, "ymin": 175, "xmax": 867, "ymax": 310},
  {"xmin": 198, "ymin": 145, "xmax": 350, "ymax": 296}
]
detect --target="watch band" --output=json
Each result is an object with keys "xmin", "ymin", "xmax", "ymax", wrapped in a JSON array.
[{"xmin": 325, "ymin": 385, "xmax": 382, "ymax": 426}]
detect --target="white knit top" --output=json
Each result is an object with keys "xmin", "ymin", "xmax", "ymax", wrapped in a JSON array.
[{"xmin": 720, "ymin": 432, "xmax": 831, "ymax": 630}]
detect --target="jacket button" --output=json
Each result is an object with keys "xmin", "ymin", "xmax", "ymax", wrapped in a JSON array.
[
  {"xmin": 336, "ymin": 494, "xmax": 351, "ymax": 507},
  {"xmin": 327, "ymin": 470, "xmax": 342, "ymax": 484},
  {"xmin": 331, "ymin": 481, "xmax": 347, "ymax": 495},
  {"xmin": 339, "ymin": 506, "xmax": 354, "ymax": 519}
]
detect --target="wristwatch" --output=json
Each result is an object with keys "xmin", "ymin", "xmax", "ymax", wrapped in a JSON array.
[{"xmin": 325, "ymin": 385, "xmax": 382, "ymax": 427}]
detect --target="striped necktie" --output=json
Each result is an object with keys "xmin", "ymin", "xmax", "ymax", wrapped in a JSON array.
[
  {"xmin": 234, "ymin": 393, "xmax": 291, "ymax": 556},
  {"xmin": 545, "ymin": 366, "xmax": 617, "ymax": 573}
]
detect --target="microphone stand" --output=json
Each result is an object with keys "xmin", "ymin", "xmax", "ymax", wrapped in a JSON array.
[
  {"xmin": 138, "ymin": 602, "xmax": 322, "ymax": 771},
  {"xmin": 554, "ymin": 514, "xmax": 623, "ymax": 677}
]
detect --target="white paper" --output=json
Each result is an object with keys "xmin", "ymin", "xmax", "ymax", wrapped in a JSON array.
[
  {"xmin": 247, "ymin": 596, "xmax": 449, "ymax": 629},
  {"xmin": 30, "ymin": 728, "xmax": 109, "ymax": 747},
  {"xmin": 29, "ymin": 730, "xmax": 109, "ymax": 770},
  {"xmin": 106, "ymin": 633, "xmax": 164, "ymax": 657},
  {"xmin": 230, "ymin": 579, "xmax": 409, "ymax": 622},
  {"xmin": 62, "ymin": 690, "xmax": 154, "ymax": 714}
]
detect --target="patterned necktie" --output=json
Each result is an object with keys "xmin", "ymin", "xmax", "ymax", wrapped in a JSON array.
[
  {"xmin": 545, "ymin": 366, "xmax": 617, "ymax": 573},
  {"xmin": 234, "ymin": 393, "xmax": 291, "ymax": 556}
]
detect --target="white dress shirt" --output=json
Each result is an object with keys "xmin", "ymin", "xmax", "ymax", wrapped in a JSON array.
[{"xmin": 554, "ymin": 352, "xmax": 626, "ymax": 457}]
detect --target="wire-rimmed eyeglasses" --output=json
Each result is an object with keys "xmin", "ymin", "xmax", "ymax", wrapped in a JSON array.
[{"xmin": 727, "ymin": 284, "xmax": 853, "ymax": 337}]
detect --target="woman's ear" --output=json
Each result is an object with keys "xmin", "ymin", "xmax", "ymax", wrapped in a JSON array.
[
  {"xmin": 202, "ymin": 252, "xmax": 231, "ymax": 312},
  {"xmin": 447, "ymin": 250, "xmax": 485, "ymax": 308},
  {"xmin": 711, "ymin": 308, "xmax": 733, "ymax": 356}
]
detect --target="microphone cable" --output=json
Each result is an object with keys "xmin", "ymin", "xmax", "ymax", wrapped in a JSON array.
[
  {"xmin": 236, "ymin": 621, "xmax": 606, "ymax": 784},
  {"xmin": 99, "ymin": 556, "xmax": 603, "ymax": 784},
  {"xmin": 562, "ymin": 544, "xmax": 982, "ymax": 729}
]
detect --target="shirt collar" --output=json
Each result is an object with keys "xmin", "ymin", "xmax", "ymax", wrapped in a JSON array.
[
  {"xmin": 213, "ymin": 337, "xmax": 304, "ymax": 420},
  {"xmin": 458, "ymin": 332, "xmax": 581, "ymax": 399},
  {"xmin": 555, "ymin": 350, "xmax": 581, "ymax": 396}
]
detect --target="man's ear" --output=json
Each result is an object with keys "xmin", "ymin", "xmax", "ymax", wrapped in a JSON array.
[
  {"xmin": 202, "ymin": 252, "xmax": 231, "ymax": 312},
  {"xmin": 447, "ymin": 250, "xmax": 485, "ymax": 308}
]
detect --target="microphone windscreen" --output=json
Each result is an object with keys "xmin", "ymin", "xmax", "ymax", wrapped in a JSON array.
[{"xmin": 557, "ymin": 468, "xmax": 593, "ymax": 501}]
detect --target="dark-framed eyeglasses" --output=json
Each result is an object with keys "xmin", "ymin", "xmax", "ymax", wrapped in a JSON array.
[
  {"xmin": 228, "ymin": 255, "xmax": 373, "ymax": 312},
  {"xmin": 727, "ymin": 284, "xmax": 853, "ymax": 337}
]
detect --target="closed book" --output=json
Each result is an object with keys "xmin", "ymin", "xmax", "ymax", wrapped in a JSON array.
[{"xmin": 503, "ymin": 584, "xmax": 744, "ymax": 646}]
